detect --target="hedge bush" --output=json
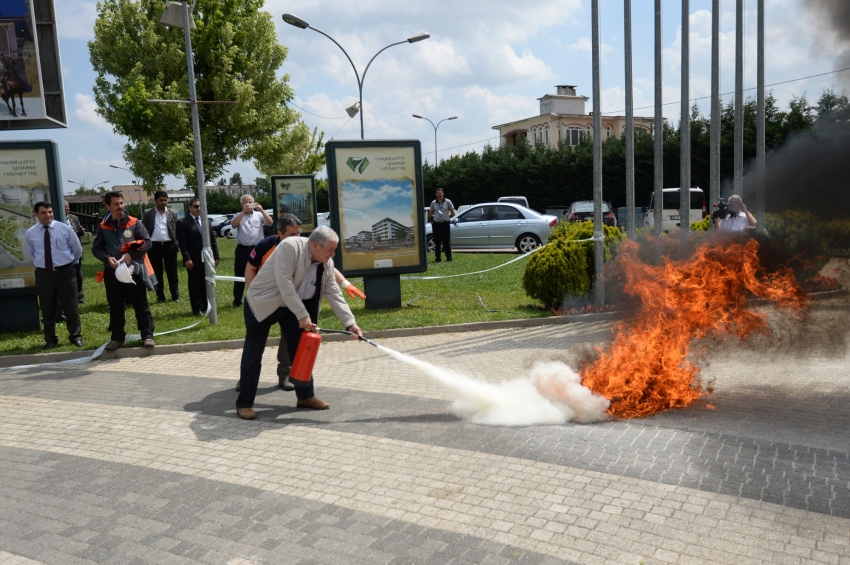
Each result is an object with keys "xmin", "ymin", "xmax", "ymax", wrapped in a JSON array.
[{"xmin": 523, "ymin": 220, "xmax": 624, "ymax": 306}]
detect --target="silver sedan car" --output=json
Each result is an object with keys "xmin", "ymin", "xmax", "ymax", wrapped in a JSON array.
[{"xmin": 425, "ymin": 202, "xmax": 558, "ymax": 253}]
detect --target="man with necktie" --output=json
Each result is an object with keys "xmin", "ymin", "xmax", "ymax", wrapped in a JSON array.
[
  {"xmin": 23, "ymin": 201, "xmax": 84, "ymax": 349},
  {"xmin": 177, "ymin": 198, "xmax": 219, "ymax": 316}
]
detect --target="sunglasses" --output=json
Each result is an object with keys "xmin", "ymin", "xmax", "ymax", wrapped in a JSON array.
[{"xmin": 190, "ymin": 205, "xmax": 200, "ymax": 208}]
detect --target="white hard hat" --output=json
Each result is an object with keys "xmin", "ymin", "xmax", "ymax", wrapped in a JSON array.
[{"xmin": 115, "ymin": 261, "xmax": 135, "ymax": 284}]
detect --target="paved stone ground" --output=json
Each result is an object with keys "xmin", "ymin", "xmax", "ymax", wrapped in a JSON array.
[{"xmin": 1, "ymin": 298, "xmax": 849, "ymax": 565}]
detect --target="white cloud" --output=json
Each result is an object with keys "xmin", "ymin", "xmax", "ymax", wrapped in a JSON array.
[
  {"xmin": 72, "ymin": 93, "xmax": 111, "ymax": 131},
  {"xmin": 567, "ymin": 37, "xmax": 614, "ymax": 63},
  {"xmin": 55, "ymin": 0, "xmax": 98, "ymax": 41}
]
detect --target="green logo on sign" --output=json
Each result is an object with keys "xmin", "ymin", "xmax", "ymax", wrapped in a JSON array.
[
  {"xmin": 346, "ymin": 157, "xmax": 370, "ymax": 174},
  {"xmin": 281, "ymin": 183, "xmax": 291, "ymax": 192}
]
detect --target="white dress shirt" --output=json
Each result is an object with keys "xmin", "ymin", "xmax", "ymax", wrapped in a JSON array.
[{"xmin": 152, "ymin": 209, "xmax": 171, "ymax": 242}]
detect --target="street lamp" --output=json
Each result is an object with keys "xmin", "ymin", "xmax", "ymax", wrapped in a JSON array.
[
  {"xmin": 109, "ymin": 164, "xmax": 138, "ymax": 185},
  {"xmin": 159, "ymin": 0, "xmax": 218, "ymax": 324},
  {"xmin": 412, "ymin": 115, "xmax": 457, "ymax": 165},
  {"xmin": 282, "ymin": 13, "xmax": 429, "ymax": 139}
]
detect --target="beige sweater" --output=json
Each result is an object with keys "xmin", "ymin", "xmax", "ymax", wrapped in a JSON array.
[{"xmin": 246, "ymin": 236, "xmax": 355, "ymax": 328}]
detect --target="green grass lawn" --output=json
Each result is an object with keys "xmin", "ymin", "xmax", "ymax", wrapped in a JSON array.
[{"xmin": 0, "ymin": 239, "xmax": 550, "ymax": 356}]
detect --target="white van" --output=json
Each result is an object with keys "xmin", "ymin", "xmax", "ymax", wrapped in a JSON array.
[{"xmin": 644, "ymin": 188, "xmax": 706, "ymax": 232}]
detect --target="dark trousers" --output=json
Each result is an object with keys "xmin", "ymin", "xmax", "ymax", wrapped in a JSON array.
[
  {"xmin": 237, "ymin": 295, "xmax": 321, "ymax": 409},
  {"xmin": 74, "ymin": 258, "xmax": 85, "ymax": 302},
  {"xmin": 103, "ymin": 267, "xmax": 154, "ymax": 341},
  {"xmin": 148, "ymin": 241, "xmax": 179, "ymax": 301},
  {"xmin": 233, "ymin": 244, "xmax": 252, "ymax": 304},
  {"xmin": 35, "ymin": 264, "xmax": 81, "ymax": 345},
  {"xmin": 432, "ymin": 221, "xmax": 452, "ymax": 260},
  {"xmin": 186, "ymin": 259, "xmax": 207, "ymax": 314}
]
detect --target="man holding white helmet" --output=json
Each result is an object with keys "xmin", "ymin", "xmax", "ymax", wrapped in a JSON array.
[{"xmin": 92, "ymin": 191, "xmax": 155, "ymax": 351}]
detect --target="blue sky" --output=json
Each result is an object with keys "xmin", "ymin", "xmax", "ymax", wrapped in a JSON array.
[
  {"xmin": 4, "ymin": 0, "xmax": 846, "ymax": 197},
  {"xmin": 341, "ymin": 178, "xmax": 414, "ymax": 237}
]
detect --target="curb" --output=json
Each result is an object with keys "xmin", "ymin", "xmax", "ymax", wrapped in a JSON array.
[{"xmin": 0, "ymin": 310, "xmax": 626, "ymax": 369}]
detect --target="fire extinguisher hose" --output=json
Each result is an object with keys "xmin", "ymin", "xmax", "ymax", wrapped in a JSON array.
[{"xmin": 315, "ymin": 327, "xmax": 379, "ymax": 348}]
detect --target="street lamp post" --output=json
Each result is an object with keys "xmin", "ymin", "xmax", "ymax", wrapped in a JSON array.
[
  {"xmin": 109, "ymin": 164, "xmax": 138, "ymax": 185},
  {"xmin": 282, "ymin": 13, "xmax": 429, "ymax": 140},
  {"xmin": 159, "ymin": 0, "xmax": 218, "ymax": 324},
  {"xmin": 412, "ymin": 115, "xmax": 457, "ymax": 165}
]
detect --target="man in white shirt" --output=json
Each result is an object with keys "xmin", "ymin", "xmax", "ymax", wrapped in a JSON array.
[
  {"xmin": 717, "ymin": 195, "xmax": 757, "ymax": 233},
  {"xmin": 142, "ymin": 190, "xmax": 181, "ymax": 302},
  {"xmin": 230, "ymin": 194, "xmax": 272, "ymax": 307},
  {"xmin": 23, "ymin": 201, "xmax": 84, "ymax": 349}
]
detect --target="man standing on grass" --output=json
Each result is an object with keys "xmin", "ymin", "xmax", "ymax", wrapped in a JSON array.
[
  {"xmin": 177, "ymin": 198, "xmax": 219, "ymax": 316},
  {"xmin": 24, "ymin": 202, "xmax": 84, "ymax": 349},
  {"xmin": 142, "ymin": 190, "xmax": 181, "ymax": 303},
  {"xmin": 429, "ymin": 188, "xmax": 455, "ymax": 262},
  {"xmin": 92, "ymin": 191, "xmax": 155, "ymax": 351},
  {"xmin": 230, "ymin": 194, "xmax": 272, "ymax": 308}
]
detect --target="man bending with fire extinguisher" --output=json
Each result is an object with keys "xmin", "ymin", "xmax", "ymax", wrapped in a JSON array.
[{"xmin": 235, "ymin": 225, "xmax": 364, "ymax": 420}]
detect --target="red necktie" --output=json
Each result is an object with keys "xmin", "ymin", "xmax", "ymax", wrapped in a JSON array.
[{"xmin": 44, "ymin": 225, "xmax": 53, "ymax": 270}]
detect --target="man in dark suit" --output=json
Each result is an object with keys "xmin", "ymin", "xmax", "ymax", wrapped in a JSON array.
[
  {"xmin": 177, "ymin": 198, "xmax": 219, "ymax": 316},
  {"xmin": 142, "ymin": 190, "xmax": 181, "ymax": 303},
  {"xmin": 64, "ymin": 200, "xmax": 86, "ymax": 304}
]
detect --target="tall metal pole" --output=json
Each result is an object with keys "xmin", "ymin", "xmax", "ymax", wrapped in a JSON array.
[
  {"xmin": 182, "ymin": 0, "xmax": 217, "ymax": 324},
  {"xmin": 654, "ymin": 0, "xmax": 663, "ymax": 236},
  {"xmin": 710, "ymin": 0, "xmax": 721, "ymax": 223},
  {"xmin": 591, "ymin": 0, "xmax": 604, "ymax": 305},
  {"xmin": 680, "ymin": 0, "xmax": 691, "ymax": 236},
  {"xmin": 756, "ymin": 0, "xmax": 766, "ymax": 229},
  {"xmin": 624, "ymin": 0, "xmax": 635, "ymax": 240},
  {"xmin": 734, "ymin": 0, "xmax": 744, "ymax": 196}
]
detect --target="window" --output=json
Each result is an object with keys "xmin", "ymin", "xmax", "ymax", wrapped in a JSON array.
[
  {"xmin": 458, "ymin": 206, "xmax": 490, "ymax": 222},
  {"xmin": 566, "ymin": 127, "xmax": 583, "ymax": 146},
  {"xmin": 606, "ymin": 125, "xmax": 613, "ymax": 138},
  {"xmin": 544, "ymin": 126, "xmax": 549, "ymax": 146},
  {"xmin": 493, "ymin": 205, "xmax": 525, "ymax": 220}
]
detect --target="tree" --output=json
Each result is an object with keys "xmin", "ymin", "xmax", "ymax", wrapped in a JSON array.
[
  {"xmin": 74, "ymin": 185, "xmax": 108, "ymax": 196},
  {"xmin": 89, "ymin": 0, "xmax": 325, "ymax": 194},
  {"xmin": 230, "ymin": 172, "xmax": 242, "ymax": 186}
]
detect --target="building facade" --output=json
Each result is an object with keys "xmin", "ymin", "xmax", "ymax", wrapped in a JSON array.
[{"xmin": 492, "ymin": 85, "xmax": 654, "ymax": 148}]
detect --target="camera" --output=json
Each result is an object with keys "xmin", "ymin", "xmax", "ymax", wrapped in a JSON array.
[{"xmin": 712, "ymin": 198, "xmax": 732, "ymax": 220}]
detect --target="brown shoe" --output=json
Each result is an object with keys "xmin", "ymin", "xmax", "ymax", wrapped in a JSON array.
[
  {"xmin": 236, "ymin": 407, "xmax": 256, "ymax": 420},
  {"xmin": 296, "ymin": 396, "xmax": 329, "ymax": 410}
]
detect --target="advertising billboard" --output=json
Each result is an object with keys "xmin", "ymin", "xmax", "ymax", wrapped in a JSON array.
[
  {"xmin": 0, "ymin": 0, "xmax": 51, "ymax": 123},
  {"xmin": 326, "ymin": 140, "xmax": 426, "ymax": 277},
  {"xmin": 0, "ymin": 140, "xmax": 61, "ymax": 292},
  {"xmin": 271, "ymin": 174, "xmax": 317, "ymax": 234}
]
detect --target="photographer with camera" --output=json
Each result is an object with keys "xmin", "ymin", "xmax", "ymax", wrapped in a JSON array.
[{"xmin": 712, "ymin": 195, "xmax": 757, "ymax": 233}]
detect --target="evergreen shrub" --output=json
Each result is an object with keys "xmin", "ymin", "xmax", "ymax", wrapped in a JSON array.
[{"xmin": 524, "ymin": 220, "xmax": 624, "ymax": 306}]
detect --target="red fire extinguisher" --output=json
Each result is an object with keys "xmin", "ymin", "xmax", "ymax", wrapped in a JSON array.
[{"xmin": 291, "ymin": 329, "xmax": 322, "ymax": 382}]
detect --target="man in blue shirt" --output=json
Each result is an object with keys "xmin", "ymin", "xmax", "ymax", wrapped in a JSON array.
[{"xmin": 23, "ymin": 201, "xmax": 84, "ymax": 349}]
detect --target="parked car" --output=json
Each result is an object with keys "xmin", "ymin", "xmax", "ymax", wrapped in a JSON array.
[
  {"xmin": 317, "ymin": 212, "xmax": 330, "ymax": 228},
  {"xmin": 220, "ymin": 223, "xmax": 236, "ymax": 239},
  {"xmin": 213, "ymin": 218, "xmax": 232, "ymax": 238},
  {"xmin": 497, "ymin": 196, "xmax": 530, "ymax": 208},
  {"xmin": 643, "ymin": 188, "xmax": 706, "ymax": 232},
  {"xmin": 425, "ymin": 202, "xmax": 558, "ymax": 254},
  {"xmin": 456, "ymin": 204, "xmax": 471, "ymax": 215},
  {"xmin": 564, "ymin": 201, "xmax": 617, "ymax": 227}
]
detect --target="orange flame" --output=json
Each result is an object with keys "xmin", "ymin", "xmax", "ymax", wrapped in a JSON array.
[{"xmin": 580, "ymin": 237, "xmax": 807, "ymax": 419}]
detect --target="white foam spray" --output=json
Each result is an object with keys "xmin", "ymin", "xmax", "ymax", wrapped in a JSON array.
[{"xmin": 376, "ymin": 345, "xmax": 610, "ymax": 426}]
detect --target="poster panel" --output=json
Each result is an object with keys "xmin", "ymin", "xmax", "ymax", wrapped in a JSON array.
[
  {"xmin": 0, "ymin": 145, "xmax": 52, "ymax": 289},
  {"xmin": 326, "ymin": 140, "xmax": 426, "ymax": 277},
  {"xmin": 0, "ymin": 0, "xmax": 48, "ymax": 121},
  {"xmin": 167, "ymin": 201, "xmax": 185, "ymax": 220},
  {"xmin": 271, "ymin": 174, "xmax": 316, "ymax": 234}
]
